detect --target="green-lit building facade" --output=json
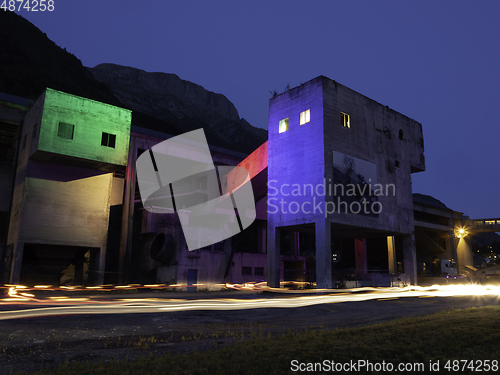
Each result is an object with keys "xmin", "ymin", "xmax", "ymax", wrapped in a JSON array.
[{"xmin": 6, "ymin": 88, "xmax": 131, "ymax": 284}]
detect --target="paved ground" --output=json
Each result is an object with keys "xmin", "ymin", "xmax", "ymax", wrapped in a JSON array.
[{"xmin": 0, "ymin": 289, "xmax": 499, "ymax": 374}]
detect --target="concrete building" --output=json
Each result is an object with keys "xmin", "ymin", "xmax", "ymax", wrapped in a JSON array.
[
  {"xmin": 2, "ymin": 76, "xmax": 496, "ymax": 288},
  {"xmin": 0, "ymin": 88, "xmax": 266, "ymax": 286},
  {"xmin": 6, "ymin": 88, "xmax": 131, "ymax": 284},
  {"xmin": 266, "ymin": 76, "xmax": 425, "ymax": 287}
]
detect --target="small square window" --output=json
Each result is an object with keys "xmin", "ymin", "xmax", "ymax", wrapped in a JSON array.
[
  {"xmin": 32, "ymin": 124, "xmax": 38, "ymax": 139},
  {"xmin": 22, "ymin": 134, "xmax": 27, "ymax": 150},
  {"xmin": 341, "ymin": 112, "xmax": 350, "ymax": 128},
  {"xmin": 255, "ymin": 267, "xmax": 264, "ymax": 276},
  {"xmin": 300, "ymin": 109, "xmax": 310, "ymax": 125},
  {"xmin": 101, "ymin": 132, "xmax": 116, "ymax": 148},
  {"xmin": 242, "ymin": 266, "xmax": 252, "ymax": 276},
  {"xmin": 58, "ymin": 122, "xmax": 74, "ymax": 139},
  {"xmin": 279, "ymin": 118, "xmax": 289, "ymax": 133}
]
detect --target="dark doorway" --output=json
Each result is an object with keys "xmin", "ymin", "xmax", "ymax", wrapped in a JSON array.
[{"xmin": 20, "ymin": 244, "xmax": 99, "ymax": 285}]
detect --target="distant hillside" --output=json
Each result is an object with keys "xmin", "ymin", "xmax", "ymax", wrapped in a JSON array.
[
  {"xmin": 0, "ymin": 10, "xmax": 119, "ymax": 105},
  {"xmin": 0, "ymin": 11, "xmax": 267, "ymax": 154},
  {"xmin": 89, "ymin": 63, "xmax": 267, "ymax": 154}
]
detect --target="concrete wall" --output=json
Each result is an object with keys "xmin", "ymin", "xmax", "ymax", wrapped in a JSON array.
[
  {"xmin": 32, "ymin": 89, "xmax": 131, "ymax": 167},
  {"xmin": 322, "ymin": 78, "xmax": 424, "ymax": 234},
  {"xmin": 230, "ymin": 252, "xmax": 267, "ymax": 284},
  {"xmin": 268, "ymin": 78, "xmax": 325, "ymax": 228}
]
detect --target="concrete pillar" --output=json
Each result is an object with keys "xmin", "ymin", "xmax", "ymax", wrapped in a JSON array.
[
  {"xmin": 457, "ymin": 236, "xmax": 474, "ymax": 273},
  {"xmin": 402, "ymin": 233, "xmax": 417, "ymax": 285},
  {"xmin": 447, "ymin": 231, "xmax": 457, "ymax": 261},
  {"xmin": 96, "ymin": 246, "xmax": 106, "ymax": 285},
  {"xmin": 118, "ymin": 136, "xmax": 137, "ymax": 285},
  {"xmin": 315, "ymin": 220, "xmax": 332, "ymax": 289},
  {"xmin": 9, "ymin": 242, "xmax": 23, "ymax": 284},
  {"xmin": 355, "ymin": 238, "xmax": 367, "ymax": 276},
  {"xmin": 387, "ymin": 236, "xmax": 397, "ymax": 274},
  {"xmin": 267, "ymin": 226, "xmax": 280, "ymax": 287}
]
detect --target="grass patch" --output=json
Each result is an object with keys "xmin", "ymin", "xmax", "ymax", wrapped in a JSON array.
[{"xmin": 32, "ymin": 306, "xmax": 500, "ymax": 375}]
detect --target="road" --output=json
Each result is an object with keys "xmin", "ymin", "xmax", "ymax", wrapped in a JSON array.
[{"xmin": 0, "ymin": 285, "xmax": 499, "ymax": 374}]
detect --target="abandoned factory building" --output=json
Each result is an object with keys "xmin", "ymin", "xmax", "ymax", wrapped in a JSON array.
[{"xmin": 0, "ymin": 76, "xmax": 491, "ymax": 288}]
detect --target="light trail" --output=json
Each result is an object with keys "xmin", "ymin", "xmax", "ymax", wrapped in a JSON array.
[{"xmin": 0, "ymin": 284, "xmax": 499, "ymax": 320}]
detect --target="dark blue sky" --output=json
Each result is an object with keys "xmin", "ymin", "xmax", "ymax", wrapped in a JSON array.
[{"xmin": 15, "ymin": 0, "xmax": 500, "ymax": 221}]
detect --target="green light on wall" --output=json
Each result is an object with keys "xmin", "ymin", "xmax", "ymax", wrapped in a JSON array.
[{"xmin": 36, "ymin": 88, "xmax": 132, "ymax": 167}]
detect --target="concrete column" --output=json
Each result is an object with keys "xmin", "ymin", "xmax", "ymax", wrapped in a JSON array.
[
  {"xmin": 387, "ymin": 236, "xmax": 397, "ymax": 274},
  {"xmin": 9, "ymin": 242, "xmax": 23, "ymax": 284},
  {"xmin": 355, "ymin": 238, "xmax": 367, "ymax": 276},
  {"xmin": 118, "ymin": 136, "xmax": 137, "ymax": 285},
  {"xmin": 402, "ymin": 232, "xmax": 417, "ymax": 285},
  {"xmin": 96, "ymin": 246, "xmax": 106, "ymax": 285},
  {"xmin": 315, "ymin": 220, "xmax": 332, "ymax": 289},
  {"xmin": 457, "ymin": 236, "xmax": 474, "ymax": 273},
  {"xmin": 266, "ymin": 226, "xmax": 280, "ymax": 287},
  {"xmin": 447, "ymin": 231, "xmax": 457, "ymax": 261}
]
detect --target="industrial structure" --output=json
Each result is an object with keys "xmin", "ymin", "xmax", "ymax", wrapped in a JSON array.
[{"xmin": 0, "ymin": 77, "xmax": 498, "ymax": 287}]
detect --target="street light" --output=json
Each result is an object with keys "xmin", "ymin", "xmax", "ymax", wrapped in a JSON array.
[{"xmin": 455, "ymin": 227, "xmax": 468, "ymax": 239}]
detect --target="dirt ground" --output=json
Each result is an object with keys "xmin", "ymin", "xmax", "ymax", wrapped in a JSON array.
[{"xmin": 0, "ymin": 291, "xmax": 499, "ymax": 374}]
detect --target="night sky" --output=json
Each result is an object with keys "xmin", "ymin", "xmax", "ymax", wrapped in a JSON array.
[{"xmin": 14, "ymin": 0, "xmax": 500, "ymax": 221}]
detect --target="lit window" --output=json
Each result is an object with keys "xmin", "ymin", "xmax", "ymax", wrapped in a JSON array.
[
  {"xmin": 255, "ymin": 267, "xmax": 264, "ymax": 276},
  {"xmin": 101, "ymin": 132, "xmax": 116, "ymax": 148},
  {"xmin": 58, "ymin": 122, "xmax": 74, "ymax": 139},
  {"xmin": 341, "ymin": 112, "xmax": 350, "ymax": 128},
  {"xmin": 279, "ymin": 118, "xmax": 289, "ymax": 133},
  {"xmin": 300, "ymin": 109, "xmax": 310, "ymax": 125},
  {"xmin": 242, "ymin": 266, "xmax": 252, "ymax": 275}
]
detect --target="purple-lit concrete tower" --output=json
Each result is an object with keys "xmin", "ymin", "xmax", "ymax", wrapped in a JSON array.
[{"xmin": 267, "ymin": 76, "xmax": 425, "ymax": 288}]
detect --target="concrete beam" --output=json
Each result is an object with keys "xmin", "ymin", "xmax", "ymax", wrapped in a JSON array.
[
  {"xmin": 414, "ymin": 219, "xmax": 452, "ymax": 232},
  {"xmin": 402, "ymin": 233, "xmax": 417, "ymax": 285}
]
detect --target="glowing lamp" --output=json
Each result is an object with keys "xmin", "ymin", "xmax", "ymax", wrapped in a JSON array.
[{"xmin": 455, "ymin": 227, "xmax": 468, "ymax": 238}]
